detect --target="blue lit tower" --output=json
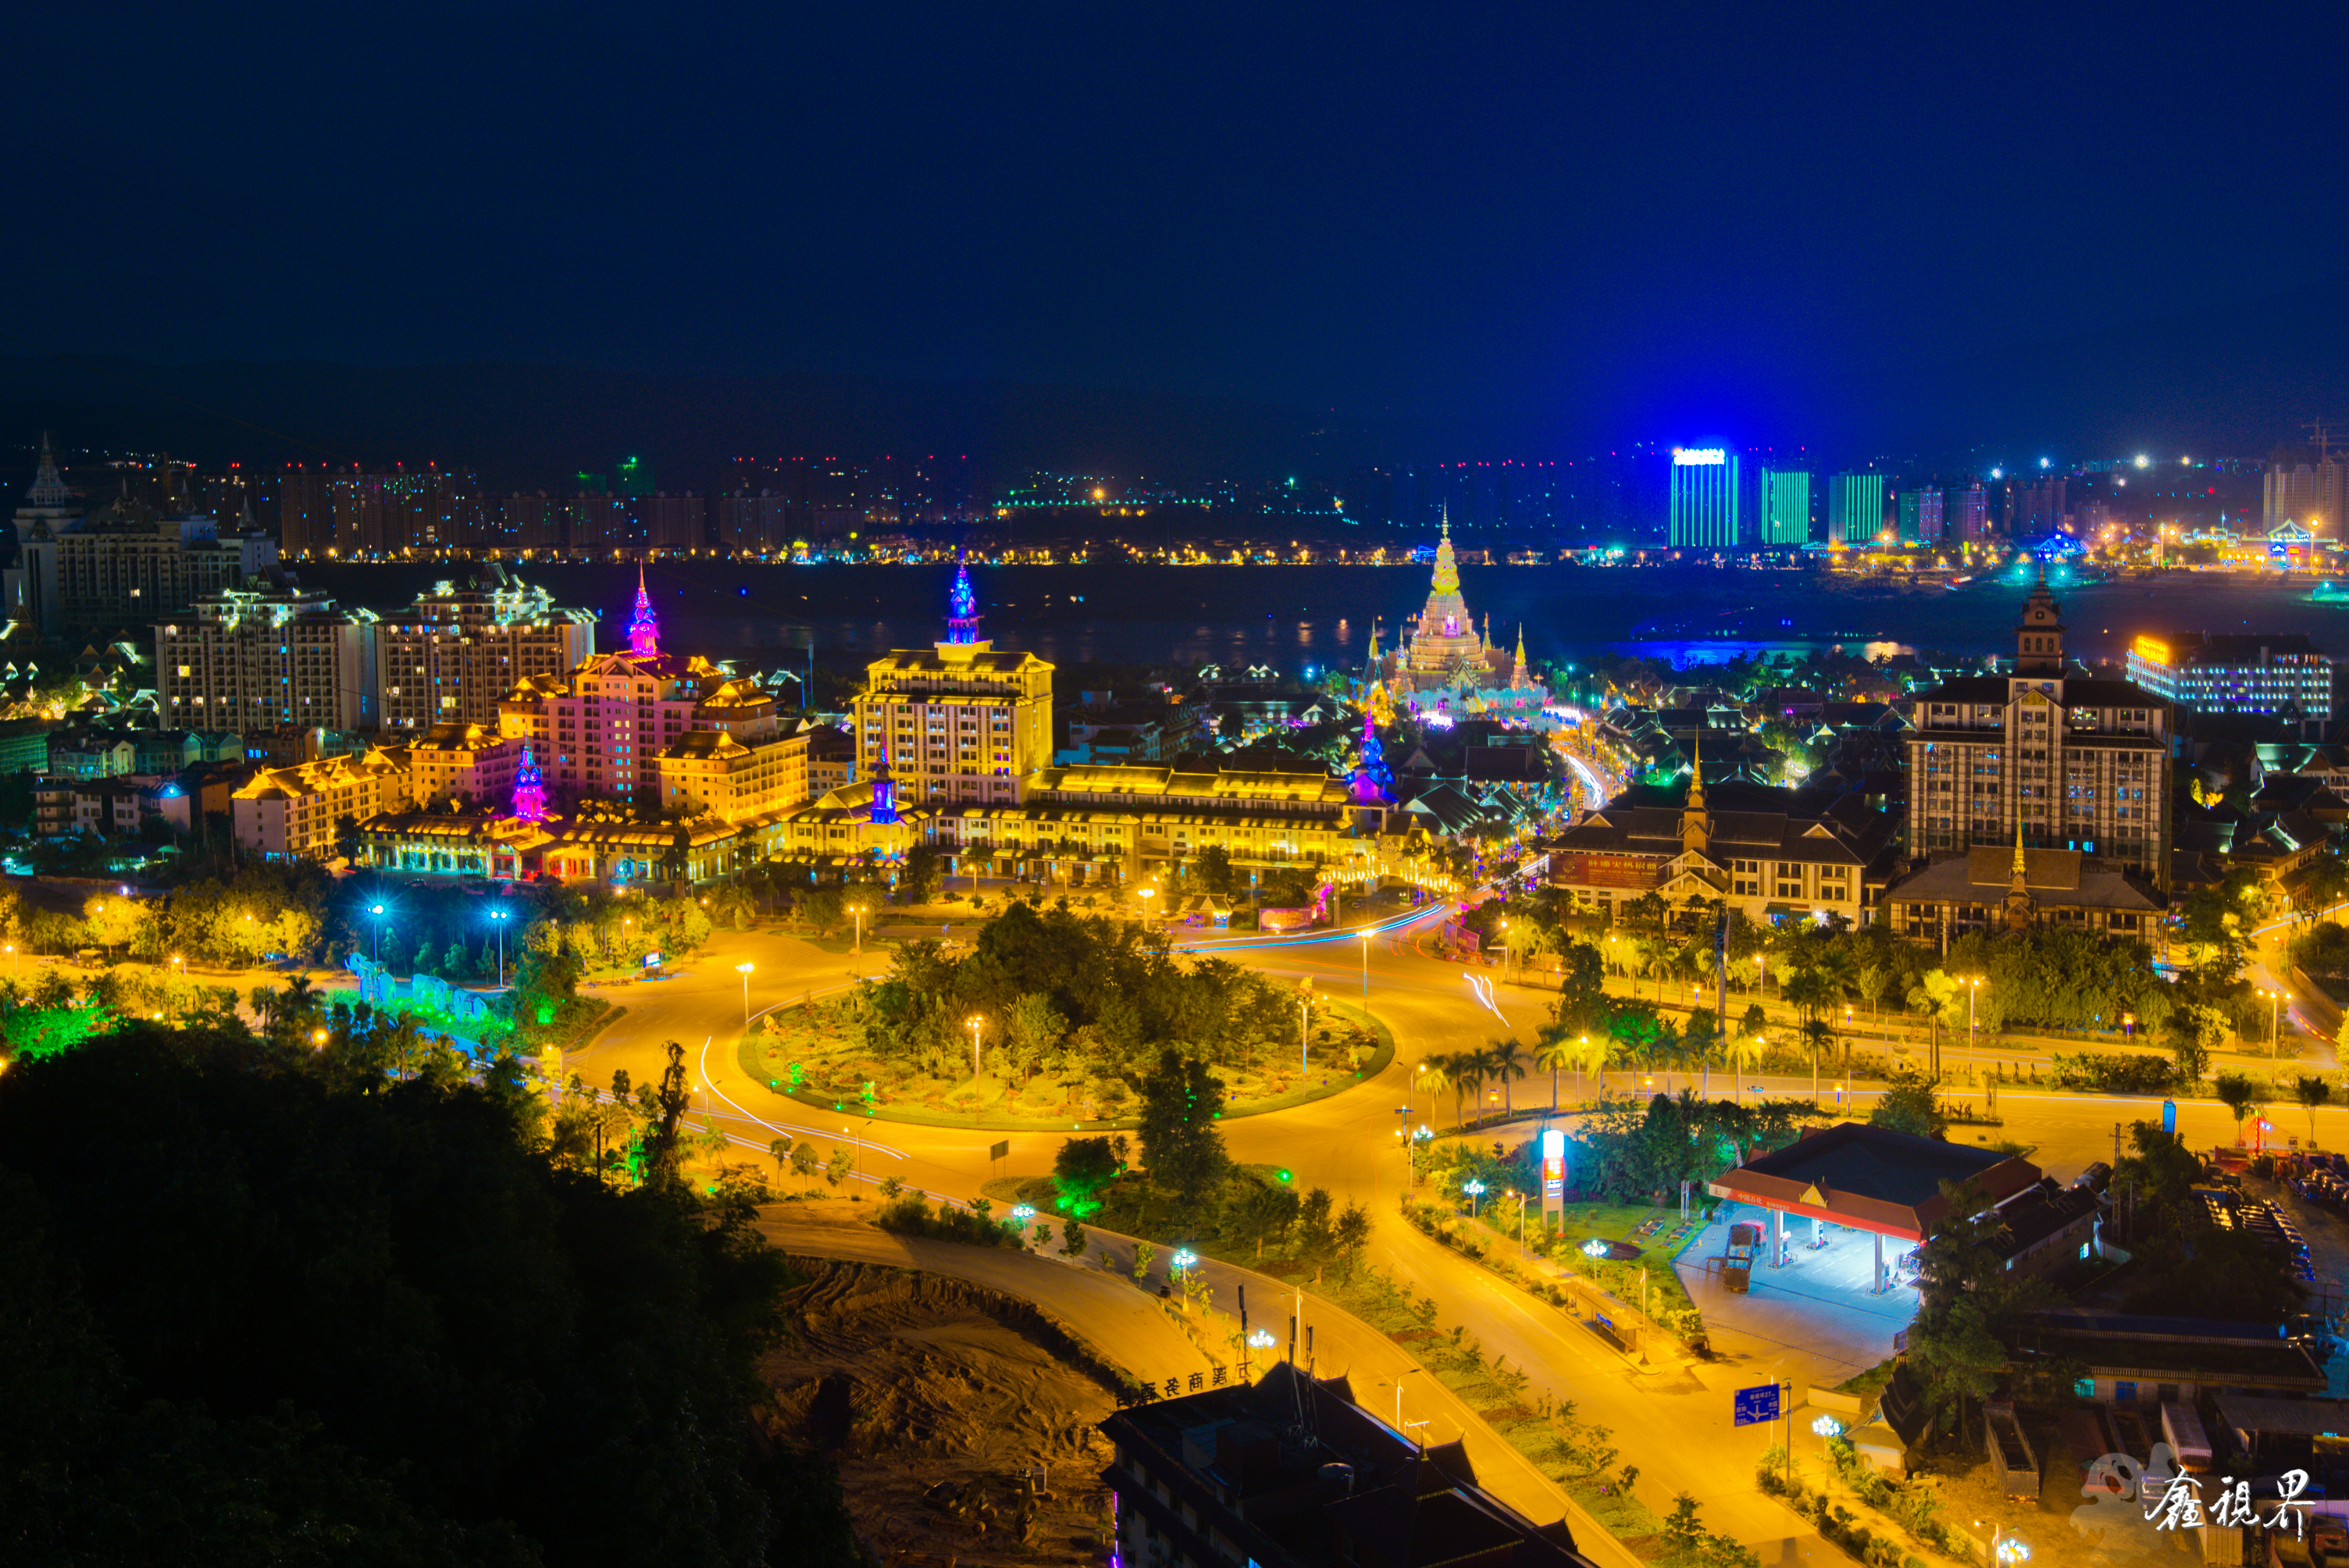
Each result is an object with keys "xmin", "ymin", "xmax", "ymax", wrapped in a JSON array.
[
  {"xmin": 945, "ymin": 555, "xmax": 981, "ymax": 644},
  {"xmin": 512, "ymin": 743, "xmax": 548, "ymax": 822},
  {"xmin": 627, "ymin": 564, "xmax": 661, "ymax": 657}
]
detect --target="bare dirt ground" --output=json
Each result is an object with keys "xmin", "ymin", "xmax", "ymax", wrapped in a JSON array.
[{"xmin": 766, "ymin": 1257, "xmax": 1121, "ymax": 1568}]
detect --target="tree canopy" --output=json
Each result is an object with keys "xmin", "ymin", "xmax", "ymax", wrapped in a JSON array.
[{"xmin": 0, "ymin": 1023, "xmax": 856, "ymax": 1566}]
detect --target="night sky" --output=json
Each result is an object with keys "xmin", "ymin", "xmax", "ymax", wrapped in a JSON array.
[{"xmin": 17, "ymin": 4, "xmax": 2349, "ymax": 458}]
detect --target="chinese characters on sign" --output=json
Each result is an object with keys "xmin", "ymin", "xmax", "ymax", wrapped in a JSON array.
[{"xmin": 2143, "ymin": 1468, "xmax": 2311, "ymax": 1538}]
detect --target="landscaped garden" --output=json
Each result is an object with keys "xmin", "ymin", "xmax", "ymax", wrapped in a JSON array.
[{"xmin": 741, "ymin": 900, "xmax": 1389, "ymax": 1126}]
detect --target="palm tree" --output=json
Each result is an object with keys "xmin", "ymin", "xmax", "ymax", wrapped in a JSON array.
[
  {"xmin": 2214, "ymin": 1071, "xmax": 2261, "ymax": 1147},
  {"xmin": 1423, "ymin": 1053, "xmax": 1469, "ymax": 1130},
  {"xmin": 1723, "ymin": 1030, "xmax": 1766, "ymax": 1102},
  {"xmin": 2297, "ymin": 1076, "xmax": 2332, "ymax": 1149},
  {"xmin": 1534, "ymin": 1028, "xmax": 1574, "ymax": 1110},
  {"xmin": 768, "ymin": 1135, "xmax": 794, "ymax": 1176},
  {"xmin": 1488, "ymin": 1037, "xmax": 1531, "ymax": 1115},
  {"xmin": 1802, "ymin": 1017, "xmax": 1836, "ymax": 1104}
]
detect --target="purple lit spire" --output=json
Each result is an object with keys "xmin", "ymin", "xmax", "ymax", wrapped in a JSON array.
[
  {"xmin": 944, "ymin": 555, "xmax": 980, "ymax": 644},
  {"xmin": 871, "ymin": 739, "xmax": 898, "ymax": 825},
  {"xmin": 1350, "ymin": 707, "xmax": 1392, "ymax": 805},
  {"xmin": 512, "ymin": 743, "xmax": 547, "ymax": 822},
  {"xmin": 626, "ymin": 564, "xmax": 661, "ymax": 657}
]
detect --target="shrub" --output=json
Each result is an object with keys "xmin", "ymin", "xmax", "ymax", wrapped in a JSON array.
[{"xmin": 872, "ymin": 1192, "xmax": 1014, "ymax": 1247}]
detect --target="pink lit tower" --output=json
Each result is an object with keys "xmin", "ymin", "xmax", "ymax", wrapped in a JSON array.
[
  {"xmin": 626, "ymin": 565, "xmax": 661, "ymax": 657},
  {"xmin": 512, "ymin": 743, "xmax": 548, "ymax": 822}
]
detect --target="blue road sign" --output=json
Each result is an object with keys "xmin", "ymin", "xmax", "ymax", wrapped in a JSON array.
[
  {"xmin": 2162, "ymin": 1099, "xmax": 2177, "ymax": 1135},
  {"xmin": 1734, "ymin": 1384, "xmax": 1780, "ymax": 1427}
]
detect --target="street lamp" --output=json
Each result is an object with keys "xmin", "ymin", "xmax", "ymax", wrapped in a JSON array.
[
  {"xmin": 1298, "ymin": 978, "xmax": 1314, "ymax": 1075},
  {"xmin": 2260, "ymin": 988, "xmax": 2285, "ymax": 1057},
  {"xmin": 736, "ymin": 961, "xmax": 754, "ymax": 1024},
  {"xmin": 850, "ymin": 903, "xmax": 866, "ymax": 955},
  {"xmin": 968, "ymin": 1014, "xmax": 985, "ymax": 1082},
  {"xmin": 368, "ymin": 903, "xmax": 387, "ymax": 963},
  {"xmin": 489, "ymin": 907, "xmax": 510, "ymax": 987},
  {"xmin": 1137, "ymin": 886, "xmax": 1154, "ymax": 926},
  {"xmin": 1463, "ymin": 1178, "xmax": 1485, "ymax": 1218},
  {"xmin": 1966, "ymin": 976, "xmax": 1983, "ymax": 1071}
]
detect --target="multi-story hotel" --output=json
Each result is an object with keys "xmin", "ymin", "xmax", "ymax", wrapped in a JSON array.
[
  {"xmin": 231, "ymin": 747, "xmax": 416, "ymax": 861},
  {"xmin": 1904, "ymin": 576, "xmax": 2172, "ymax": 884},
  {"xmin": 495, "ymin": 569, "xmax": 778, "ymax": 809},
  {"xmin": 12, "ymin": 488, "xmax": 277, "ymax": 633},
  {"xmin": 157, "ymin": 586, "xmax": 377, "ymax": 732},
  {"xmin": 2125, "ymin": 631, "xmax": 2332, "ymax": 734},
  {"xmin": 375, "ymin": 569, "xmax": 595, "ymax": 733},
  {"xmin": 853, "ymin": 561, "xmax": 1053, "ymax": 809}
]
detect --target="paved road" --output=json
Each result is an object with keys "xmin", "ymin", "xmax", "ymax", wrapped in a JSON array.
[{"xmin": 562, "ymin": 906, "xmax": 2349, "ymax": 1556}]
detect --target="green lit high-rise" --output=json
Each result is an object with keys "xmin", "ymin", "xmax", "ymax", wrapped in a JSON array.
[
  {"xmin": 1827, "ymin": 471, "xmax": 1887, "ymax": 542},
  {"xmin": 1669, "ymin": 447, "xmax": 1741, "ymax": 547},
  {"xmin": 1756, "ymin": 467, "xmax": 1811, "ymax": 544}
]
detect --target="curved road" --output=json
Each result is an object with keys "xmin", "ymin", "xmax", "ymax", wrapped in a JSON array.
[{"xmin": 564, "ymin": 905, "xmax": 2347, "ymax": 1560}]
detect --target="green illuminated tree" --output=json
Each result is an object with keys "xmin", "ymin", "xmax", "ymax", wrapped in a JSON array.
[{"xmin": 1136, "ymin": 1048, "xmax": 1228, "ymax": 1207}]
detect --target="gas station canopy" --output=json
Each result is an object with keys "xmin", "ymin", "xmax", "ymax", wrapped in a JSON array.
[{"xmin": 1707, "ymin": 1122, "xmax": 2043, "ymax": 1242}]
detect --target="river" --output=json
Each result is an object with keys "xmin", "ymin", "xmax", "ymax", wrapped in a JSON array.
[{"xmin": 295, "ymin": 560, "xmax": 2349, "ymax": 675}]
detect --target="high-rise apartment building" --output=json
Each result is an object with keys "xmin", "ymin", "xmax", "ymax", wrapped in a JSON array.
[
  {"xmin": 1905, "ymin": 579, "xmax": 2171, "ymax": 883},
  {"xmin": 1897, "ymin": 486, "xmax": 1944, "ymax": 542},
  {"xmin": 1755, "ymin": 466, "xmax": 1811, "ymax": 545},
  {"xmin": 374, "ymin": 570, "xmax": 596, "ymax": 734},
  {"xmin": 718, "ymin": 491, "xmax": 791, "ymax": 554},
  {"xmin": 1950, "ymin": 484, "xmax": 1991, "ymax": 543},
  {"xmin": 12, "ymin": 492, "xmax": 278, "ymax": 632},
  {"xmin": 276, "ymin": 469, "xmax": 482, "ymax": 556},
  {"xmin": 2262, "ymin": 444, "xmax": 2349, "ymax": 540},
  {"xmin": 640, "ymin": 494, "xmax": 708, "ymax": 553},
  {"xmin": 2126, "ymin": 633, "xmax": 2333, "ymax": 734},
  {"xmin": 158, "ymin": 586, "xmax": 377, "ymax": 732},
  {"xmin": 1827, "ymin": 472, "xmax": 1887, "ymax": 542},
  {"xmin": 854, "ymin": 561, "xmax": 1053, "ymax": 808},
  {"xmin": 2009, "ymin": 478, "xmax": 2067, "ymax": 535},
  {"xmin": 1667, "ymin": 447, "xmax": 1741, "ymax": 548}
]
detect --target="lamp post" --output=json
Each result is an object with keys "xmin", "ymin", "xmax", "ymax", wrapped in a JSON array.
[
  {"xmin": 968, "ymin": 1014, "xmax": 985, "ymax": 1082},
  {"xmin": 735, "ymin": 961, "xmax": 754, "ymax": 1024},
  {"xmin": 1967, "ymin": 976, "xmax": 1981, "ymax": 1069},
  {"xmin": 368, "ymin": 903, "xmax": 387, "ymax": 963},
  {"xmin": 490, "ymin": 907, "xmax": 510, "ymax": 986},
  {"xmin": 1298, "ymin": 978, "xmax": 1314, "ymax": 1075},
  {"xmin": 2261, "ymin": 988, "xmax": 2284, "ymax": 1057},
  {"xmin": 1463, "ymin": 1178, "xmax": 1485, "ymax": 1219},
  {"xmin": 850, "ymin": 903, "xmax": 866, "ymax": 955},
  {"xmin": 1137, "ymin": 886, "xmax": 1154, "ymax": 927}
]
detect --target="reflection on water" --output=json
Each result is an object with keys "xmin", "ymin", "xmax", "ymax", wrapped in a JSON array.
[{"xmin": 294, "ymin": 560, "xmax": 2349, "ymax": 674}]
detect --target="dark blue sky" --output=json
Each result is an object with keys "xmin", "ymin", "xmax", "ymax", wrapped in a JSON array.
[{"xmin": 16, "ymin": 3, "xmax": 2349, "ymax": 457}]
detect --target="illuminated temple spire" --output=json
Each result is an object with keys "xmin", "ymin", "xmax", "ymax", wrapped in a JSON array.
[
  {"xmin": 1510, "ymin": 623, "xmax": 1531, "ymax": 689},
  {"xmin": 626, "ymin": 564, "xmax": 661, "ymax": 657},
  {"xmin": 512, "ymin": 743, "xmax": 547, "ymax": 822},
  {"xmin": 944, "ymin": 554, "xmax": 982, "ymax": 645}
]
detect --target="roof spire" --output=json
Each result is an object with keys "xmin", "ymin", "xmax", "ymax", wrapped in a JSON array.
[
  {"xmin": 25, "ymin": 432, "xmax": 69, "ymax": 508},
  {"xmin": 944, "ymin": 551, "xmax": 982, "ymax": 645},
  {"xmin": 512, "ymin": 743, "xmax": 547, "ymax": 822},
  {"xmin": 2011, "ymin": 816, "xmax": 2027, "ymax": 880},
  {"xmin": 626, "ymin": 563, "xmax": 661, "ymax": 657}
]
